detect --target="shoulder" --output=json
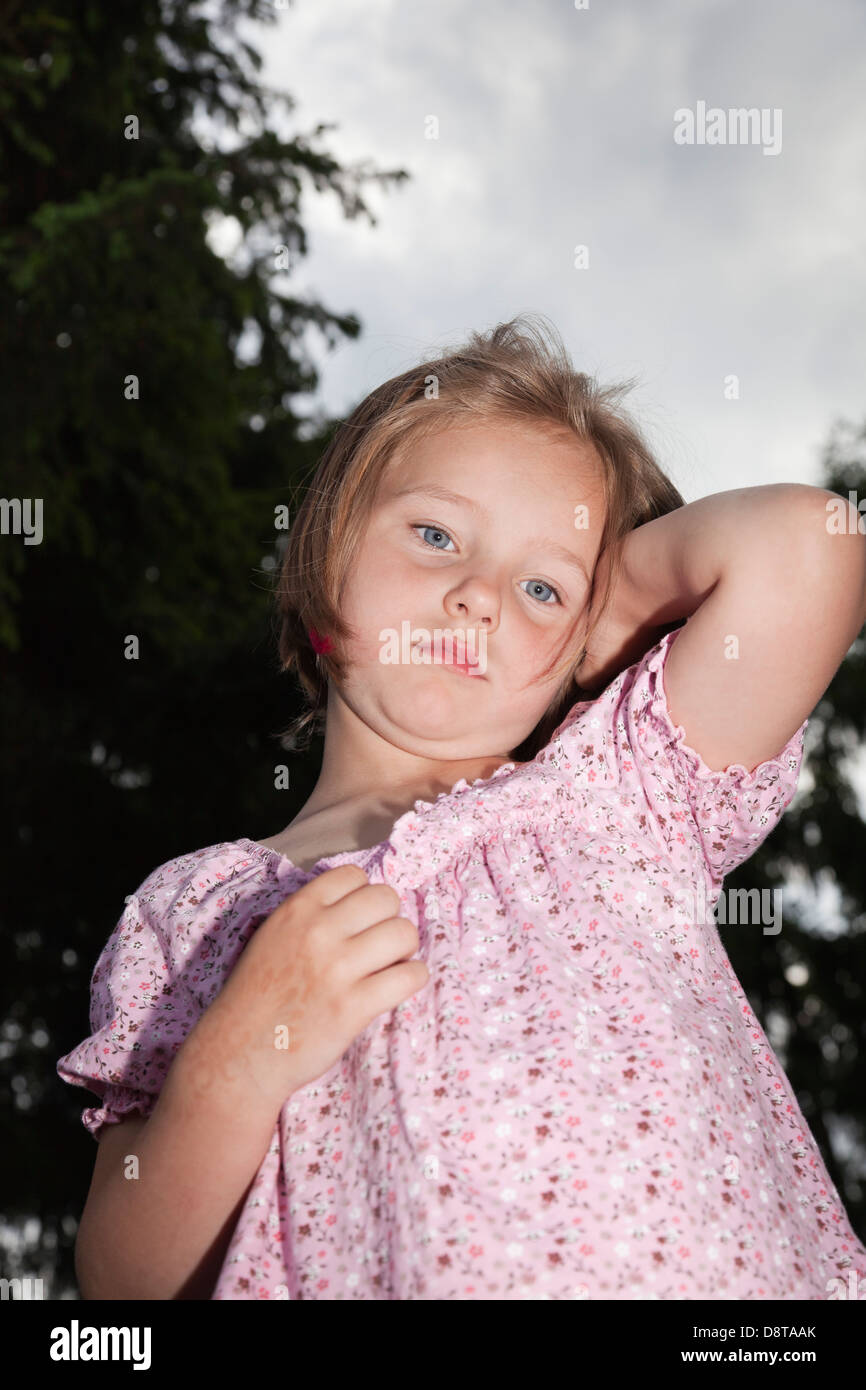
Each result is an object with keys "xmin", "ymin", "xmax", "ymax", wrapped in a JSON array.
[
  {"xmin": 546, "ymin": 628, "xmax": 807, "ymax": 883},
  {"xmin": 550, "ymin": 627, "xmax": 806, "ymax": 784},
  {"xmin": 130, "ymin": 837, "xmax": 279, "ymax": 917},
  {"xmin": 96, "ymin": 839, "xmax": 285, "ymax": 980},
  {"xmin": 87, "ymin": 839, "xmax": 288, "ymax": 1004}
]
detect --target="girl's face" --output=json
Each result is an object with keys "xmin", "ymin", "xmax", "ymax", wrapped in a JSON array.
[{"xmin": 334, "ymin": 418, "xmax": 607, "ymax": 762}]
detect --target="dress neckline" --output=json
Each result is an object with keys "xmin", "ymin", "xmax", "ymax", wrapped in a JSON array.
[{"xmin": 238, "ymin": 759, "xmax": 521, "ymax": 877}]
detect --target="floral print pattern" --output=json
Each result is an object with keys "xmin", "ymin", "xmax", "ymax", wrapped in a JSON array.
[{"xmin": 57, "ymin": 628, "xmax": 866, "ymax": 1299}]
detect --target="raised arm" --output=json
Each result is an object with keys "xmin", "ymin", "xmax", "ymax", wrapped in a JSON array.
[{"xmin": 579, "ymin": 483, "xmax": 866, "ymax": 773}]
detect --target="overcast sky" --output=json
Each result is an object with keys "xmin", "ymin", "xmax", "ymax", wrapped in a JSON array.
[{"xmin": 228, "ymin": 0, "xmax": 866, "ymax": 505}]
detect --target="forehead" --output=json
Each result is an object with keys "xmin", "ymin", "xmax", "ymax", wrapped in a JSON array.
[{"xmin": 382, "ymin": 418, "xmax": 604, "ymax": 494}]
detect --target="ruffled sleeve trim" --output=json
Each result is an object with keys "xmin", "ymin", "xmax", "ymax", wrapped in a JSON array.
[
  {"xmin": 58, "ymin": 1078, "xmax": 159, "ymax": 1141},
  {"xmin": 56, "ymin": 841, "xmax": 284, "ymax": 1142},
  {"xmin": 619, "ymin": 627, "xmax": 809, "ymax": 885},
  {"xmin": 647, "ymin": 626, "xmax": 809, "ymax": 787}
]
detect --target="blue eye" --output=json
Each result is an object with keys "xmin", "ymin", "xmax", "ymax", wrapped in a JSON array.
[
  {"xmin": 412, "ymin": 523, "xmax": 455, "ymax": 551},
  {"xmin": 410, "ymin": 524, "xmax": 562, "ymax": 604},
  {"xmin": 520, "ymin": 579, "xmax": 560, "ymax": 605}
]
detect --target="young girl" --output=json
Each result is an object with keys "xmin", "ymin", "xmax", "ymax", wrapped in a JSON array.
[{"xmin": 58, "ymin": 316, "xmax": 866, "ymax": 1300}]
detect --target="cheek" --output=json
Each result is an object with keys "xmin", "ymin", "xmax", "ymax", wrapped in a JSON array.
[
  {"xmin": 511, "ymin": 618, "xmax": 558, "ymax": 667},
  {"xmin": 340, "ymin": 554, "xmax": 424, "ymax": 663},
  {"xmin": 346, "ymin": 549, "xmax": 422, "ymax": 619},
  {"xmin": 501, "ymin": 623, "xmax": 572, "ymax": 699}
]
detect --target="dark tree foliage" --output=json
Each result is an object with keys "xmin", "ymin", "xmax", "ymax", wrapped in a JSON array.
[
  {"xmin": 721, "ymin": 420, "xmax": 866, "ymax": 1242},
  {"xmin": 0, "ymin": 0, "xmax": 408, "ymax": 1295}
]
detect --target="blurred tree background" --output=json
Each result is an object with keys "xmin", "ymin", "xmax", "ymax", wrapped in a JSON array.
[
  {"xmin": 722, "ymin": 422, "xmax": 866, "ymax": 1249},
  {"xmin": 0, "ymin": 0, "xmax": 409, "ymax": 1296},
  {"xmin": 1, "ymin": 0, "xmax": 864, "ymax": 1301}
]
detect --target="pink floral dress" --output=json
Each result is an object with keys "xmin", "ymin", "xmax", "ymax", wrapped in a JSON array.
[{"xmin": 57, "ymin": 628, "xmax": 866, "ymax": 1299}]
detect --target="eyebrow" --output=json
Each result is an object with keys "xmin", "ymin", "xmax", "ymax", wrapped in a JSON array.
[{"xmin": 391, "ymin": 483, "xmax": 590, "ymax": 582}]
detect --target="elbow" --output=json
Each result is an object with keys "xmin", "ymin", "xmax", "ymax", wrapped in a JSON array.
[
  {"xmin": 815, "ymin": 487, "xmax": 866, "ymax": 547},
  {"xmin": 803, "ymin": 489, "xmax": 866, "ymax": 626}
]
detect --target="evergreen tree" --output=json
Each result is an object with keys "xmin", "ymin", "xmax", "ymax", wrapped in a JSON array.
[
  {"xmin": 723, "ymin": 419, "xmax": 866, "ymax": 1240},
  {"xmin": 0, "ymin": 0, "xmax": 408, "ymax": 1295}
]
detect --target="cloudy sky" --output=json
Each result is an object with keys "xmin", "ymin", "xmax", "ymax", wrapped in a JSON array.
[{"xmin": 230, "ymin": 0, "xmax": 866, "ymax": 505}]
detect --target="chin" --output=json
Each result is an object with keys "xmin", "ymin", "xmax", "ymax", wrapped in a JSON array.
[{"xmin": 376, "ymin": 691, "xmax": 484, "ymax": 744}]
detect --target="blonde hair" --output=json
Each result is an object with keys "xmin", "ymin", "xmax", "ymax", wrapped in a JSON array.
[{"xmin": 273, "ymin": 313, "xmax": 685, "ymax": 761}]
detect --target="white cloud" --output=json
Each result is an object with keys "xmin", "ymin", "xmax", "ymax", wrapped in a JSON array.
[{"xmin": 240, "ymin": 0, "xmax": 866, "ymax": 499}]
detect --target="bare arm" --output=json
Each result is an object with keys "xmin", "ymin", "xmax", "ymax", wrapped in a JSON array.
[
  {"xmin": 74, "ymin": 862, "xmax": 429, "ymax": 1300},
  {"xmin": 74, "ymin": 1015, "xmax": 284, "ymax": 1301},
  {"xmin": 580, "ymin": 484, "xmax": 866, "ymax": 771}
]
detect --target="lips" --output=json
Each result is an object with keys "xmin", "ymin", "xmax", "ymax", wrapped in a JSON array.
[{"xmin": 414, "ymin": 634, "xmax": 486, "ymax": 675}]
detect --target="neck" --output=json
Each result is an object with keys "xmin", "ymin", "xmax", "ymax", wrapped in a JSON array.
[{"xmin": 289, "ymin": 685, "xmax": 513, "ymax": 829}]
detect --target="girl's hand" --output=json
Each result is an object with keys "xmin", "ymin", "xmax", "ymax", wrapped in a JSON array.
[
  {"xmin": 577, "ymin": 542, "xmax": 670, "ymax": 694},
  {"xmin": 183, "ymin": 865, "xmax": 430, "ymax": 1109}
]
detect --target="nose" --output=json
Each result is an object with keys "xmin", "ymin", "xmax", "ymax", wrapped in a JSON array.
[{"xmin": 443, "ymin": 576, "xmax": 500, "ymax": 635}]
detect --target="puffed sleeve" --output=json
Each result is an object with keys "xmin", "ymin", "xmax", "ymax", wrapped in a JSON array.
[
  {"xmin": 611, "ymin": 626, "xmax": 808, "ymax": 887},
  {"xmin": 56, "ymin": 886, "xmax": 196, "ymax": 1140},
  {"xmin": 547, "ymin": 626, "xmax": 808, "ymax": 889}
]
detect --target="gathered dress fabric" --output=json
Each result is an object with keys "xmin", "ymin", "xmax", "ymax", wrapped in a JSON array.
[{"xmin": 57, "ymin": 628, "xmax": 866, "ymax": 1299}]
